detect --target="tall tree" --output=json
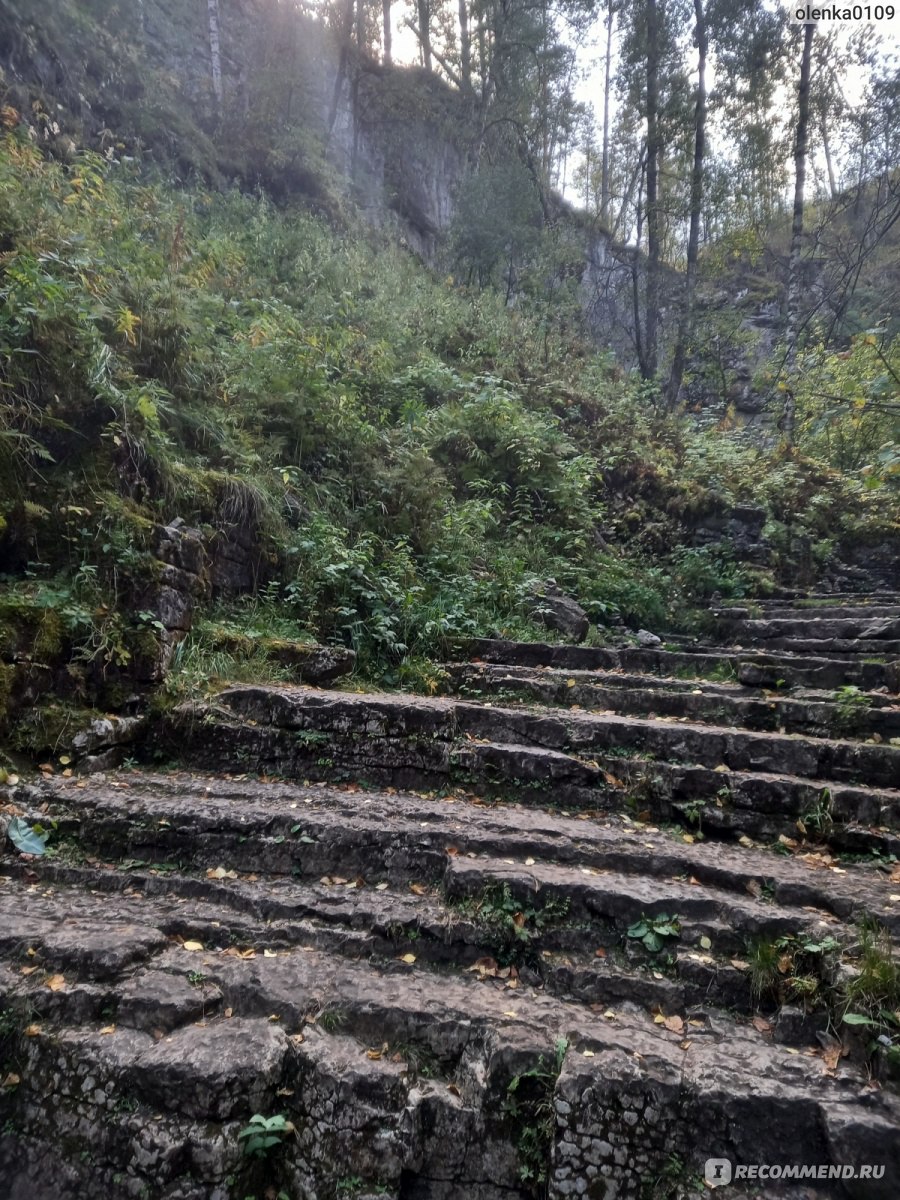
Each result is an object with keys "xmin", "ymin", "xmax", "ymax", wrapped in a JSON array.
[
  {"xmin": 458, "ymin": 0, "xmax": 472, "ymax": 90},
  {"xmin": 600, "ymin": 0, "xmax": 616, "ymax": 227},
  {"xmin": 783, "ymin": 18, "xmax": 815, "ymax": 446},
  {"xmin": 383, "ymin": 0, "xmax": 392, "ymax": 63},
  {"xmin": 643, "ymin": 0, "xmax": 661, "ymax": 379},
  {"xmin": 667, "ymin": 0, "xmax": 707, "ymax": 405},
  {"xmin": 207, "ymin": 0, "xmax": 224, "ymax": 112}
]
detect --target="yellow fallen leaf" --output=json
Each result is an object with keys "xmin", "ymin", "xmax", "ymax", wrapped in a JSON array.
[
  {"xmin": 682, "ymin": 834, "xmax": 694, "ymax": 844},
  {"xmin": 582, "ymin": 1049, "xmax": 595, "ymax": 1057},
  {"xmin": 502, "ymin": 1010, "xmax": 518, "ymax": 1018},
  {"xmin": 366, "ymin": 1049, "xmax": 382, "ymax": 1060},
  {"xmin": 263, "ymin": 949, "xmax": 278, "ymax": 958},
  {"xmin": 23, "ymin": 1024, "xmax": 42, "ymax": 1037},
  {"xmin": 46, "ymin": 974, "xmax": 66, "ymax": 992},
  {"xmin": 409, "ymin": 882, "xmax": 427, "ymax": 895},
  {"xmin": 182, "ymin": 941, "xmax": 204, "ymax": 952},
  {"xmin": 399, "ymin": 953, "xmax": 417, "ymax": 964},
  {"xmin": 699, "ymin": 935, "xmax": 712, "ymax": 950},
  {"xmin": 99, "ymin": 1025, "xmax": 116, "ymax": 1035}
]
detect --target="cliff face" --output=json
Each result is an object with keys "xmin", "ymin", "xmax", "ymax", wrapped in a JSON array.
[{"xmin": 0, "ymin": 0, "xmax": 467, "ymax": 256}]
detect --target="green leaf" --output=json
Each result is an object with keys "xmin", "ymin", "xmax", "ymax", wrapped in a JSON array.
[{"xmin": 842, "ymin": 1012, "xmax": 878, "ymax": 1027}]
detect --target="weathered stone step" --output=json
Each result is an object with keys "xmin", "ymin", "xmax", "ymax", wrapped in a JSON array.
[
  {"xmin": 445, "ymin": 662, "xmax": 900, "ymax": 741},
  {"xmin": 716, "ymin": 614, "xmax": 900, "ymax": 642},
  {"xmin": 457, "ymin": 739, "xmax": 900, "ymax": 853},
  {"xmin": 720, "ymin": 605, "xmax": 900, "ymax": 621},
  {"xmin": 25, "ymin": 772, "xmax": 899, "ymax": 929},
  {"xmin": 461, "ymin": 637, "xmax": 896, "ymax": 691},
  {"xmin": 0, "ymin": 871, "xmax": 897, "ymax": 1198},
  {"xmin": 729, "ymin": 593, "xmax": 900, "ymax": 609},
  {"xmin": 0, "ymin": 854, "xmax": 769, "ymax": 1022},
  {"xmin": 155, "ymin": 687, "xmax": 900, "ymax": 851},
  {"xmin": 182, "ymin": 685, "xmax": 900, "ymax": 789}
]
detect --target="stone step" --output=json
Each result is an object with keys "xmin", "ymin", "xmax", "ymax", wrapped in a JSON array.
[
  {"xmin": 460, "ymin": 637, "xmax": 896, "ymax": 691},
  {"xmin": 457, "ymin": 739, "xmax": 900, "ymax": 853},
  {"xmin": 0, "ymin": 855, "xmax": 897, "ymax": 1198},
  {"xmin": 28, "ymin": 772, "xmax": 897, "ymax": 926},
  {"xmin": 445, "ymin": 662, "xmax": 900, "ymax": 742},
  {"xmin": 154, "ymin": 686, "xmax": 900, "ymax": 851},
  {"xmin": 720, "ymin": 605, "xmax": 900, "ymax": 621},
  {"xmin": 716, "ymin": 615, "xmax": 900, "ymax": 642},
  {"xmin": 182, "ymin": 684, "xmax": 900, "ymax": 792}
]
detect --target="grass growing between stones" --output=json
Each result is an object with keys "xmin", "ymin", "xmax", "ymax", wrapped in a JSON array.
[{"xmin": 503, "ymin": 1036, "xmax": 569, "ymax": 1195}]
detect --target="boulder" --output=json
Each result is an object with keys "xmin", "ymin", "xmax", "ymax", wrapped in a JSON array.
[{"xmin": 525, "ymin": 581, "xmax": 589, "ymax": 643}]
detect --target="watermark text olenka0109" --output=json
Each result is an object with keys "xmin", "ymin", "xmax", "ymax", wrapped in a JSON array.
[
  {"xmin": 704, "ymin": 1159, "xmax": 887, "ymax": 1186},
  {"xmin": 790, "ymin": 3, "xmax": 896, "ymax": 23}
]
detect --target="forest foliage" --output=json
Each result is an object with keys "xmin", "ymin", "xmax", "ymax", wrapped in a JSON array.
[{"xmin": 0, "ymin": 129, "xmax": 896, "ymax": 697}]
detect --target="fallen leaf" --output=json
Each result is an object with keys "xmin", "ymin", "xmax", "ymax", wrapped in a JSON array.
[
  {"xmin": 663, "ymin": 1015, "xmax": 684, "ymax": 1034},
  {"xmin": 582, "ymin": 1049, "xmax": 595, "ymax": 1057},
  {"xmin": 375, "ymin": 882, "xmax": 389, "ymax": 891},
  {"xmin": 45, "ymin": 974, "xmax": 66, "ymax": 992},
  {"xmin": 399, "ymin": 953, "xmax": 417, "ymax": 964},
  {"xmin": 23, "ymin": 1024, "xmax": 41, "ymax": 1037},
  {"xmin": 752, "ymin": 1016, "xmax": 773, "ymax": 1034},
  {"xmin": 99, "ymin": 1024, "xmax": 116, "ymax": 1035},
  {"xmin": 182, "ymin": 940, "xmax": 204, "ymax": 952},
  {"xmin": 409, "ymin": 882, "xmax": 427, "ymax": 895},
  {"xmin": 699, "ymin": 935, "xmax": 712, "ymax": 950},
  {"xmin": 263, "ymin": 949, "xmax": 278, "ymax": 958},
  {"xmin": 594, "ymin": 947, "xmax": 607, "ymax": 958},
  {"xmin": 1, "ymin": 1073, "xmax": 20, "ymax": 1087},
  {"xmin": 366, "ymin": 1049, "xmax": 383, "ymax": 1060}
]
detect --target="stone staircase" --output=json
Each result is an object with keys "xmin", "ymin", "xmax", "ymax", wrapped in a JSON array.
[{"xmin": 2, "ymin": 595, "xmax": 900, "ymax": 1198}]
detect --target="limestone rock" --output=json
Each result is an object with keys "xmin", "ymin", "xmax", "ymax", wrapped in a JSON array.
[{"xmin": 526, "ymin": 581, "xmax": 589, "ymax": 643}]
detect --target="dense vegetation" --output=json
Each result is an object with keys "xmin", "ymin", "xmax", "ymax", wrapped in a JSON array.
[{"xmin": 0, "ymin": 127, "xmax": 897, "ymax": 732}]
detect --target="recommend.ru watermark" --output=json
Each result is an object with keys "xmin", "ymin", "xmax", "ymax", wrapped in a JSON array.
[{"xmin": 705, "ymin": 1159, "xmax": 886, "ymax": 1186}]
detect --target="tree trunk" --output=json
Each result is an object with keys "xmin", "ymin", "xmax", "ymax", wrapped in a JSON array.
[
  {"xmin": 642, "ymin": 0, "xmax": 661, "ymax": 380},
  {"xmin": 327, "ymin": 0, "xmax": 356, "ymax": 140},
  {"xmin": 600, "ymin": 0, "xmax": 614, "ymax": 227},
  {"xmin": 459, "ymin": 0, "xmax": 471, "ymax": 90},
  {"xmin": 417, "ymin": 0, "xmax": 432, "ymax": 71},
  {"xmin": 666, "ymin": 0, "xmax": 707, "ymax": 407},
  {"xmin": 383, "ymin": 0, "xmax": 392, "ymax": 64},
  {"xmin": 784, "ymin": 20, "xmax": 815, "ymax": 445},
  {"xmin": 207, "ymin": 0, "xmax": 223, "ymax": 112},
  {"xmin": 821, "ymin": 116, "xmax": 837, "ymax": 199}
]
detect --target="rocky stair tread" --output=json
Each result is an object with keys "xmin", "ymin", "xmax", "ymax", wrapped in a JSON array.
[
  {"xmin": 158, "ymin": 688, "xmax": 900, "ymax": 851},
  {"xmin": 22, "ymin": 771, "xmax": 900, "ymax": 927},
  {"xmin": 462, "ymin": 637, "xmax": 896, "ymax": 690},
  {"xmin": 1, "ymin": 871, "xmax": 898, "ymax": 1199},
  {"xmin": 444, "ymin": 661, "xmax": 900, "ymax": 741},
  {"xmin": 191, "ymin": 684, "xmax": 900, "ymax": 788}
]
